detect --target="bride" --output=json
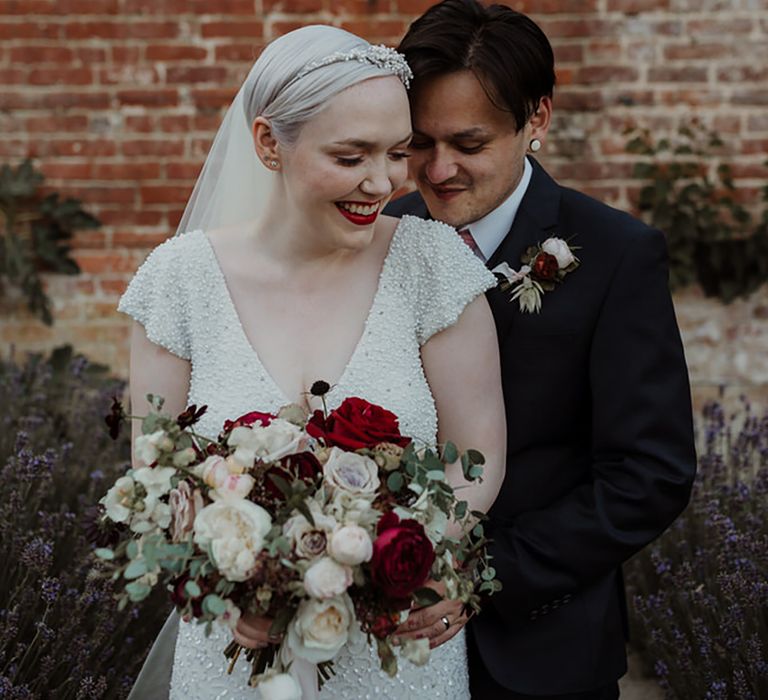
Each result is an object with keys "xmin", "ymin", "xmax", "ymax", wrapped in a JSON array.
[{"xmin": 118, "ymin": 24, "xmax": 506, "ymax": 699}]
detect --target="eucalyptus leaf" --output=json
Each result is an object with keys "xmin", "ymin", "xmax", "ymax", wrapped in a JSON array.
[
  {"xmin": 125, "ymin": 581, "xmax": 151, "ymax": 602},
  {"xmin": 185, "ymin": 580, "xmax": 202, "ymax": 598},
  {"xmin": 94, "ymin": 548, "xmax": 114, "ymax": 560},
  {"xmin": 202, "ymin": 594, "xmax": 227, "ymax": 616},
  {"xmin": 124, "ymin": 558, "xmax": 148, "ymax": 580},
  {"xmin": 387, "ymin": 471, "xmax": 404, "ymax": 492}
]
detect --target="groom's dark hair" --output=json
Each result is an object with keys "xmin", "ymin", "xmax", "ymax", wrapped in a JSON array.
[{"xmin": 397, "ymin": 0, "xmax": 555, "ymax": 132}]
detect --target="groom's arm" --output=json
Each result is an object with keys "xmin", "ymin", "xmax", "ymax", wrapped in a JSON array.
[{"xmin": 488, "ymin": 226, "xmax": 697, "ymax": 621}]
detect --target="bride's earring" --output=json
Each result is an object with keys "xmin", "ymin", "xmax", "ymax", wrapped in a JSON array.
[
  {"xmin": 529, "ymin": 138, "xmax": 542, "ymax": 153},
  {"xmin": 263, "ymin": 155, "xmax": 279, "ymax": 169}
]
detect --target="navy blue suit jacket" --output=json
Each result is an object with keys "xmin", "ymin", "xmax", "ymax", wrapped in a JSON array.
[{"xmin": 385, "ymin": 158, "xmax": 696, "ymax": 695}]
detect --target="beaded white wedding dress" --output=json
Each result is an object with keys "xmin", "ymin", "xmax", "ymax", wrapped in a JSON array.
[{"xmin": 118, "ymin": 215, "xmax": 496, "ymax": 699}]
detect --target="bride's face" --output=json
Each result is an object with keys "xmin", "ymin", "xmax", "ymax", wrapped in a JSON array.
[{"xmin": 278, "ymin": 75, "xmax": 412, "ymax": 250}]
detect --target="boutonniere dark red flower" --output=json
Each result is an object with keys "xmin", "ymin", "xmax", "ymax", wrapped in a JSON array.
[{"xmin": 493, "ymin": 237, "xmax": 580, "ymax": 313}]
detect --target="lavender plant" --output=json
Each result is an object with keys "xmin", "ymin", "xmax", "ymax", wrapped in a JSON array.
[
  {"xmin": 0, "ymin": 346, "xmax": 168, "ymax": 699},
  {"xmin": 626, "ymin": 400, "xmax": 768, "ymax": 699}
]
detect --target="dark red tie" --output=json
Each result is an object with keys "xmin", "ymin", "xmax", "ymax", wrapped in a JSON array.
[{"xmin": 458, "ymin": 228, "xmax": 486, "ymax": 262}]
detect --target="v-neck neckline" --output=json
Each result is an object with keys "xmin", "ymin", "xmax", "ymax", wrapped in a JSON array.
[{"xmin": 195, "ymin": 220, "xmax": 405, "ymax": 407}]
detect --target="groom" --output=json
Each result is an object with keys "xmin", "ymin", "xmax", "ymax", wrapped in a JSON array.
[{"xmin": 386, "ymin": 1, "xmax": 697, "ymax": 698}]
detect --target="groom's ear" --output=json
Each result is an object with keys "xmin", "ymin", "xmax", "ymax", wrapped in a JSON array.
[
  {"xmin": 528, "ymin": 96, "xmax": 552, "ymax": 145},
  {"xmin": 252, "ymin": 117, "xmax": 280, "ymax": 162}
]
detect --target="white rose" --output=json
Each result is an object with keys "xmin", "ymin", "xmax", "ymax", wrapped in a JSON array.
[
  {"xmin": 541, "ymin": 237, "xmax": 575, "ymax": 269},
  {"xmin": 172, "ymin": 447, "xmax": 197, "ymax": 468},
  {"xmin": 287, "ymin": 595, "xmax": 353, "ymax": 663},
  {"xmin": 303, "ymin": 557, "xmax": 353, "ymax": 599},
  {"xmin": 134, "ymin": 430, "xmax": 166, "ymax": 466},
  {"xmin": 134, "ymin": 465, "xmax": 176, "ymax": 497},
  {"xmin": 130, "ymin": 494, "xmax": 172, "ymax": 533},
  {"xmin": 400, "ymin": 490, "xmax": 449, "ymax": 543},
  {"xmin": 257, "ymin": 672, "xmax": 301, "ymax": 700},
  {"xmin": 328, "ymin": 525, "xmax": 372, "ymax": 566},
  {"xmin": 212, "ymin": 473, "xmax": 255, "ymax": 502},
  {"xmin": 323, "ymin": 448, "xmax": 380, "ymax": 498},
  {"xmin": 228, "ymin": 419, "xmax": 306, "ymax": 466},
  {"xmin": 402, "ymin": 637, "xmax": 431, "ymax": 666},
  {"xmin": 326, "ymin": 491, "xmax": 379, "ymax": 528},
  {"xmin": 283, "ymin": 504, "xmax": 337, "ymax": 560},
  {"xmin": 193, "ymin": 499, "xmax": 271, "ymax": 581},
  {"xmin": 100, "ymin": 475, "xmax": 136, "ymax": 523}
]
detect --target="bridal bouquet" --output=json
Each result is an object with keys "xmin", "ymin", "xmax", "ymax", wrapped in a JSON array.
[{"xmin": 95, "ymin": 382, "xmax": 500, "ymax": 698}]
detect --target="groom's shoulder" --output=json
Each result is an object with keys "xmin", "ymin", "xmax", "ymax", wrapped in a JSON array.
[
  {"xmin": 383, "ymin": 190, "xmax": 429, "ymax": 219},
  {"xmin": 550, "ymin": 181, "xmax": 662, "ymax": 261}
]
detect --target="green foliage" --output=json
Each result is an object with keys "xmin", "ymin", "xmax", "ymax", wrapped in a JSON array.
[
  {"xmin": 625, "ymin": 401, "xmax": 768, "ymax": 698},
  {"xmin": 626, "ymin": 123, "xmax": 768, "ymax": 303},
  {"xmin": 0, "ymin": 159, "xmax": 100, "ymax": 324},
  {"xmin": 0, "ymin": 346, "xmax": 168, "ymax": 698}
]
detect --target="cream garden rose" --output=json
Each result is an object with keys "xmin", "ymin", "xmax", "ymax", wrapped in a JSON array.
[
  {"xmin": 328, "ymin": 524, "xmax": 373, "ymax": 566},
  {"xmin": 303, "ymin": 556, "xmax": 353, "ymax": 599},
  {"xmin": 100, "ymin": 475, "xmax": 136, "ymax": 523},
  {"xmin": 193, "ymin": 499, "xmax": 271, "ymax": 581},
  {"xmin": 134, "ymin": 429, "xmax": 173, "ymax": 466},
  {"xmin": 227, "ymin": 419, "xmax": 307, "ymax": 466},
  {"xmin": 286, "ymin": 594, "xmax": 354, "ymax": 663},
  {"xmin": 322, "ymin": 448, "xmax": 380, "ymax": 497},
  {"xmin": 541, "ymin": 237, "xmax": 575, "ymax": 269}
]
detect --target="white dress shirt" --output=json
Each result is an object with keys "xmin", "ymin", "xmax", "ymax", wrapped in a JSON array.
[{"xmin": 464, "ymin": 156, "xmax": 533, "ymax": 262}]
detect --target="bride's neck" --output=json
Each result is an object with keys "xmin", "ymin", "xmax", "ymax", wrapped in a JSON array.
[{"xmin": 252, "ymin": 201, "xmax": 360, "ymax": 269}]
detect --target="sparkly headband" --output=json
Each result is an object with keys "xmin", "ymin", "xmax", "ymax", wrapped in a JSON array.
[{"xmin": 295, "ymin": 44, "xmax": 413, "ymax": 88}]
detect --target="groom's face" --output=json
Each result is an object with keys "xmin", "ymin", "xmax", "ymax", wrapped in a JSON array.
[{"xmin": 408, "ymin": 70, "xmax": 532, "ymax": 229}]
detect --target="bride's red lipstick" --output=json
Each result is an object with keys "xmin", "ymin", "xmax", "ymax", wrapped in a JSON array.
[{"xmin": 335, "ymin": 201, "xmax": 381, "ymax": 226}]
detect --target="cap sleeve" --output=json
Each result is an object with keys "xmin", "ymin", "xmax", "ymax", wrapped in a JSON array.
[
  {"xmin": 117, "ymin": 234, "xmax": 193, "ymax": 360},
  {"xmin": 400, "ymin": 216, "xmax": 497, "ymax": 345}
]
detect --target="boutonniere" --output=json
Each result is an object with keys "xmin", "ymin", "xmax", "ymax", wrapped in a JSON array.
[{"xmin": 492, "ymin": 237, "xmax": 580, "ymax": 313}]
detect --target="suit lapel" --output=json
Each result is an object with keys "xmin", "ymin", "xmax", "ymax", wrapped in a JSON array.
[{"xmin": 485, "ymin": 158, "xmax": 563, "ymax": 341}]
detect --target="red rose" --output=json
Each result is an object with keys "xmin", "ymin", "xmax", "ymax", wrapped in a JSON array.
[
  {"xmin": 306, "ymin": 397, "xmax": 411, "ymax": 451},
  {"xmin": 222, "ymin": 410, "xmax": 274, "ymax": 433},
  {"xmin": 532, "ymin": 252, "xmax": 559, "ymax": 281},
  {"xmin": 370, "ymin": 512, "xmax": 435, "ymax": 602},
  {"xmin": 264, "ymin": 451, "xmax": 322, "ymax": 500}
]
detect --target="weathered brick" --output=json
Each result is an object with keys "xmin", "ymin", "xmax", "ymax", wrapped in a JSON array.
[
  {"xmin": 92, "ymin": 162, "xmax": 163, "ymax": 180},
  {"xmin": 606, "ymin": 0, "xmax": 669, "ymax": 12},
  {"xmin": 648, "ymin": 65, "xmax": 709, "ymax": 82},
  {"xmin": 663, "ymin": 42, "xmax": 732, "ymax": 60},
  {"xmin": 121, "ymin": 139, "xmax": 186, "ymax": 157},
  {"xmin": 166, "ymin": 66, "xmax": 229, "ymax": 84},
  {"xmin": 214, "ymin": 43, "xmax": 263, "ymax": 61},
  {"xmin": 717, "ymin": 65, "xmax": 768, "ymax": 82},
  {"xmin": 145, "ymin": 44, "xmax": 208, "ymax": 61},
  {"xmin": 574, "ymin": 65, "xmax": 639, "ymax": 85},
  {"xmin": 117, "ymin": 90, "xmax": 179, "ymax": 107},
  {"xmin": 28, "ymin": 67, "xmax": 93, "ymax": 85},
  {"xmin": 263, "ymin": 0, "xmax": 324, "ymax": 12},
  {"xmin": 140, "ymin": 185, "xmax": 193, "ymax": 204},
  {"xmin": 201, "ymin": 20, "xmax": 263, "ymax": 38}
]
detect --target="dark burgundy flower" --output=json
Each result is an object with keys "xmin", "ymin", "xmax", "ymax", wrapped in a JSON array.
[
  {"xmin": 222, "ymin": 410, "xmax": 275, "ymax": 433},
  {"xmin": 104, "ymin": 397, "xmax": 125, "ymax": 440},
  {"xmin": 264, "ymin": 451, "xmax": 322, "ymax": 500},
  {"xmin": 306, "ymin": 397, "xmax": 410, "ymax": 451},
  {"xmin": 532, "ymin": 252, "xmax": 559, "ymax": 281},
  {"xmin": 176, "ymin": 404, "xmax": 207, "ymax": 429},
  {"xmin": 370, "ymin": 512, "xmax": 435, "ymax": 602}
]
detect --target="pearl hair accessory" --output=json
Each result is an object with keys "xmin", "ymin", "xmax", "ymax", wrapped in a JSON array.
[{"xmin": 295, "ymin": 44, "xmax": 413, "ymax": 88}]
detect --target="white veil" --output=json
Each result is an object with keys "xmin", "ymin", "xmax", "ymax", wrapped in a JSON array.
[
  {"xmin": 176, "ymin": 86, "xmax": 272, "ymax": 235},
  {"xmin": 174, "ymin": 25, "xmax": 412, "ymax": 238}
]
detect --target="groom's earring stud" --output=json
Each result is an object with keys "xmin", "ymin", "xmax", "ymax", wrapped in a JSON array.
[{"xmin": 529, "ymin": 138, "xmax": 542, "ymax": 153}]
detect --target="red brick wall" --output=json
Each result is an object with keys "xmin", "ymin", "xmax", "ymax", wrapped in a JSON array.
[{"xmin": 1, "ymin": 0, "xmax": 767, "ymax": 377}]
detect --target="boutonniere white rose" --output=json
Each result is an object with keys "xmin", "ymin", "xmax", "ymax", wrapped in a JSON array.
[{"xmin": 492, "ymin": 237, "xmax": 580, "ymax": 313}]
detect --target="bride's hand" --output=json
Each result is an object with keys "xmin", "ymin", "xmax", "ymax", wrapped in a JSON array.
[
  {"xmin": 233, "ymin": 611, "xmax": 281, "ymax": 649},
  {"xmin": 393, "ymin": 581, "xmax": 472, "ymax": 650}
]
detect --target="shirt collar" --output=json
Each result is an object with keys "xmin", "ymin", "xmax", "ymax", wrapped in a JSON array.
[{"xmin": 464, "ymin": 156, "xmax": 533, "ymax": 261}]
